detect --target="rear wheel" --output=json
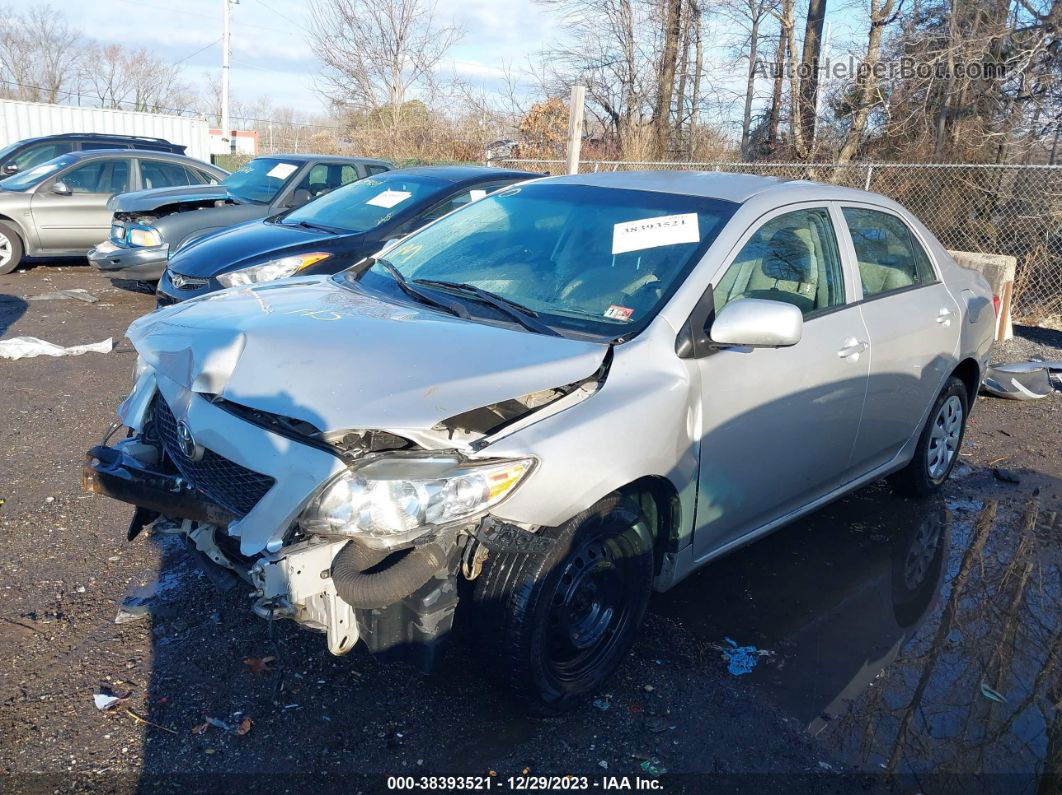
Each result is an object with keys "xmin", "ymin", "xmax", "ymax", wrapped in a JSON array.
[
  {"xmin": 0, "ymin": 222, "xmax": 24, "ymax": 275},
  {"xmin": 889, "ymin": 376, "xmax": 968, "ymax": 497},
  {"xmin": 472, "ymin": 494, "xmax": 654, "ymax": 714}
]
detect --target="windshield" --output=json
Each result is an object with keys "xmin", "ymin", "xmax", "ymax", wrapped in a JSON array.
[
  {"xmin": 342, "ymin": 182, "xmax": 737, "ymax": 339},
  {"xmin": 0, "ymin": 154, "xmax": 77, "ymax": 191},
  {"xmin": 0, "ymin": 140, "xmax": 24, "ymax": 163},
  {"xmin": 283, "ymin": 174, "xmax": 448, "ymax": 234},
  {"xmin": 221, "ymin": 158, "xmax": 301, "ymax": 203}
]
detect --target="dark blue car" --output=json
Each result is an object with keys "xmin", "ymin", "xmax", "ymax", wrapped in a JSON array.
[{"xmin": 156, "ymin": 166, "xmax": 538, "ymax": 306}]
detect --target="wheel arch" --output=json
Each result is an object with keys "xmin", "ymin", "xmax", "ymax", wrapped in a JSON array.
[
  {"xmin": 951, "ymin": 358, "xmax": 981, "ymax": 407},
  {"xmin": 0, "ymin": 213, "xmax": 26, "ymax": 241},
  {"xmin": 616, "ymin": 475, "xmax": 682, "ymax": 575}
]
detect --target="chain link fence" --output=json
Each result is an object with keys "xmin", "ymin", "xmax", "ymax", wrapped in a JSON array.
[{"xmin": 494, "ymin": 158, "xmax": 1062, "ymax": 328}]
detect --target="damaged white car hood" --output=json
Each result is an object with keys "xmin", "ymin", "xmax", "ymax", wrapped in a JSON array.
[{"xmin": 127, "ymin": 277, "xmax": 607, "ymax": 433}]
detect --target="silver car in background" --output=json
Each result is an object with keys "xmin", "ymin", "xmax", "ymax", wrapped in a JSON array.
[
  {"xmin": 85, "ymin": 172, "xmax": 995, "ymax": 712},
  {"xmin": 0, "ymin": 149, "xmax": 225, "ymax": 274}
]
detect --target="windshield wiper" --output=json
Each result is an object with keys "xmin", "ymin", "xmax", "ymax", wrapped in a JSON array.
[
  {"xmin": 413, "ymin": 279, "xmax": 560, "ymax": 337},
  {"xmin": 293, "ymin": 220, "xmax": 344, "ymax": 235},
  {"xmin": 368, "ymin": 259, "xmax": 469, "ymax": 319}
]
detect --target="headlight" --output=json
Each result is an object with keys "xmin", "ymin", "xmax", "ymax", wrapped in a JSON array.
[
  {"xmin": 216, "ymin": 252, "xmax": 332, "ymax": 287},
  {"xmin": 128, "ymin": 227, "xmax": 162, "ymax": 247},
  {"xmin": 300, "ymin": 455, "xmax": 534, "ymax": 549}
]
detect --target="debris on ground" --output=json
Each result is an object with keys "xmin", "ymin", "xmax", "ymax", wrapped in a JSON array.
[
  {"xmin": 27, "ymin": 289, "xmax": 99, "ymax": 303},
  {"xmin": 711, "ymin": 637, "xmax": 775, "ymax": 676},
  {"xmin": 0, "ymin": 336, "xmax": 113, "ymax": 360},
  {"xmin": 982, "ymin": 359, "xmax": 1062, "ymax": 400},
  {"xmin": 645, "ymin": 716, "xmax": 671, "ymax": 733},
  {"xmin": 93, "ymin": 693, "xmax": 122, "ymax": 711},
  {"xmin": 592, "ymin": 698, "xmax": 611, "ymax": 711},
  {"xmin": 993, "ymin": 467, "xmax": 1022, "ymax": 484},
  {"xmin": 235, "ymin": 717, "xmax": 254, "ymax": 736},
  {"xmin": 980, "ymin": 681, "xmax": 1009, "ymax": 704},
  {"xmin": 639, "ymin": 758, "xmax": 667, "ymax": 777},
  {"xmin": 243, "ymin": 656, "xmax": 277, "ymax": 674}
]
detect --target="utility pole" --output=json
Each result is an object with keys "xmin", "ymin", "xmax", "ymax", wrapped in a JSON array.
[
  {"xmin": 565, "ymin": 85, "xmax": 586, "ymax": 175},
  {"xmin": 222, "ymin": 0, "xmax": 236, "ymax": 155}
]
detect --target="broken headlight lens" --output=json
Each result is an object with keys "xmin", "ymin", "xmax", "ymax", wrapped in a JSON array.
[
  {"xmin": 216, "ymin": 252, "xmax": 332, "ymax": 287},
  {"xmin": 300, "ymin": 456, "xmax": 534, "ymax": 548}
]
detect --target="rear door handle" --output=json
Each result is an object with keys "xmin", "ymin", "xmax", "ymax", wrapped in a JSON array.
[
  {"xmin": 838, "ymin": 338, "xmax": 868, "ymax": 359},
  {"xmin": 936, "ymin": 308, "xmax": 953, "ymax": 326}
]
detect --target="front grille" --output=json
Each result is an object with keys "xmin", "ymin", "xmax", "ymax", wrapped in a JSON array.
[{"xmin": 151, "ymin": 394, "xmax": 274, "ymax": 518}]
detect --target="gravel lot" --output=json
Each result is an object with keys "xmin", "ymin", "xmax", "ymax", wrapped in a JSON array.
[{"xmin": 2, "ymin": 263, "xmax": 1059, "ymax": 792}]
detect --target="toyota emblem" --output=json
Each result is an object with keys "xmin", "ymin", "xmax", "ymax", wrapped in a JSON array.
[{"xmin": 175, "ymin": 420, "xmax": 203, "ymax": 461}]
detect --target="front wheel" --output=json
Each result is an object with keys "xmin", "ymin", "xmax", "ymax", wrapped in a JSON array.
[
  {"xmin": 889, "ymin": 376, "xmax": 969, "ymax": 497},
  {"xmin": 472, "ymin": 494, "xmax": 654, "ymax": 714}
]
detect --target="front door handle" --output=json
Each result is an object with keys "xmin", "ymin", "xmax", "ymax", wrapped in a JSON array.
[
  {"xmin": 936, "ymin": 308, "xmax": 953, "ymax": 326},
  {"xmin": 838, "ymin": 338, "xmax": 868, "ymax": 359}
]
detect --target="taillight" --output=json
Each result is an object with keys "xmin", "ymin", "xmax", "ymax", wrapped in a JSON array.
[{"xmin": 992, "ymin": 294, "xmax": 1001, "ymax": 315}]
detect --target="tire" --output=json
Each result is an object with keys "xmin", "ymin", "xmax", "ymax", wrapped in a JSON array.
[
  {"xmin": 0, "ymin": 222, "xmax": 24, "ymax": 275},
  {"xmin": 472, "ymin": 494, "xmax": 654, "ymax": 714},
  {"xmin": 888, "ymin": 376, "xmax": 969, "ymax": 497}
]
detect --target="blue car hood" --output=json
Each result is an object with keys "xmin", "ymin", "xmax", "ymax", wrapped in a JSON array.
[{"xmin": 169, "ymin": 219, "xmax": 346, "ymax": 276}]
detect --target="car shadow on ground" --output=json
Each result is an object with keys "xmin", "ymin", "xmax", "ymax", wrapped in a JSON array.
[
  {"xmin": 1014, "ymin": 323, "xmax": 1062, "ymax": 350},
  {"xmin": 0, "ymin": 292, "xmax": 27, "ymax": 335}
]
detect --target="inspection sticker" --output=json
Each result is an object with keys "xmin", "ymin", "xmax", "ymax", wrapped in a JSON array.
[
  {"xmin": 266, "ymin": 163, "xmax": 298, "ymax": 180},
  {"xmin": 612, "ymin": 212, "xmax": 699, "ymax": 255},
  {"xmin": 604, "ymin": 304, "xmax": 634, "ymax": 321},
  {"xmin": 366, "ymin": 189, "xmax": 412, "ymax": 208}
]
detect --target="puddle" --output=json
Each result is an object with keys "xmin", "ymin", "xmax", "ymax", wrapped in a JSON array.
[{"xmin": 652, "ymin": 483, "xmax": 1061, "ymax": 786}]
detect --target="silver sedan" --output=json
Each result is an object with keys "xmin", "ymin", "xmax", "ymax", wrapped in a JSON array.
[{"xmin": 86, "ymin": 171, "xmax": 995, "ymax": 711}]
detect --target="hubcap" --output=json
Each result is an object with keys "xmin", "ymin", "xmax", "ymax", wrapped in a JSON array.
[
  {"xmin": 0, "ymin": 233, "xmax": 11, "ymax": 267},
  {"xmin": 927, "ymin": 395, "xmax": 963, "ymax": 480},
  {"xmin": 904, "ymin": 521, "xmax": 942, "ymax": 589}
]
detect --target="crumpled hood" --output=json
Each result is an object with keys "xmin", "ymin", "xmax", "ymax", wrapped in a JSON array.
[
  {"xmin": 110, "ymin": 184, "xmax": 234, "ymax": 213},
  {"xmin": 127, "ymin": 277, "xmax": 607, "ymax": 433}
]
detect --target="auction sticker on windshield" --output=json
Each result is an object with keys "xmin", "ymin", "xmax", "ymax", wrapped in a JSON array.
[
  {"xmin": 267, "ymin": 163, "xmax": 298, "ymax": 180},
  {"xmin": 367, "ymin": 190, "xmax": 412, "ymax": 208},
  {"xmin": 612, "ymin": 212, "xmax": 699, "ymax": 255},
  {"xmin": 604, "ymin": 305, "xmax": 634, "ymax": 321}
]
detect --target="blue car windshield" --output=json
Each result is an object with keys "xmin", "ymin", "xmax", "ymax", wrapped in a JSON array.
[
  {"xmin": 341, "ymin": 182, "xmax": 737, "ymax": 339},
  {"xmin": 0, "ymin": 154, "xmax": 77, "ymax": 191},
  {"xmin": 222, "ymin": 158, "xmax": 302, "ymax": 203},
  {"xmin": 283, "ymin": 174, "xmax": 448, "ymax": 234}
]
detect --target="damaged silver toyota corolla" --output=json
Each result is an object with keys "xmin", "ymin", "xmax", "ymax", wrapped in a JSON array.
[{"xmin": 85, "ymin": 172, "xmax": 995, "ymax": 711}]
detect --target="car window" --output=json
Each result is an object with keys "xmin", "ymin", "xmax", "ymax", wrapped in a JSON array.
[
  {"xmin": 197, "ymin": 168, "xmax": 222, "ymax": 185},
  {"xmin": 62, "ymin": 159, "xmax": 130, "ymax": 194},
  {"xmin": 416, "ymin": 181, "xmax": 518, "ymax": 225},
  {"xmin": 141, "ymin": 160, "xmax": 200, "ymax": 189},
  {"xmin": 843, "ymin": 207, "xmax": 937, "ymax": 297},
  {"xmin": 221, "ymin": 158, "xmax": 301, "ymax": 203},
  {"xmin": 346, "ymin": 182, "xmax": 738, "ymax": 339},
  {"xmin": 283, "ymin": 173, "xmax": 450, "ymax": 234},
  {"xmin": 714, "ymin": 208, "xmax": 845, "ymax": 318},
  {"xmin": 296, "ymin": 163, "xmax": 360, "ymax": 198},
  {"xmin": 365, "ymin": 164, "xmax": 390, "ymax": 176},
  {"xmin": 12, "ymin": 142, "xmax": 76, "ymax": 171}
]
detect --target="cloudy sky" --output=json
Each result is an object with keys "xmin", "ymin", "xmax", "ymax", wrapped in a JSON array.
[
  {"xmin": 9, "ymin": 0, "xmax": 565, "ymax": 117},
  {"xmin": 9, "ymin": 0, "xmax": 865, "ymax": 126}
]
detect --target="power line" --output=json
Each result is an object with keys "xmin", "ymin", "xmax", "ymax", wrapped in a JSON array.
[
  {"xmin": 172, "ymin": 38, "xmax": 222, "ymax": 66},
  {"xmin": 255, "ymin": 0, "xmax": 310, "ymax": 34}
]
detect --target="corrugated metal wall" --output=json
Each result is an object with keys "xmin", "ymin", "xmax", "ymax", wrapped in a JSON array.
[{"xmin": 0, "ymin": 99, "xmax": 211, "ymax": 162}]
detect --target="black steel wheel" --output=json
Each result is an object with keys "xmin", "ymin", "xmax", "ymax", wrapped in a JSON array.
[{"xmin": 471, "ymin": 494, "xmax": 654, "ymax": 714}]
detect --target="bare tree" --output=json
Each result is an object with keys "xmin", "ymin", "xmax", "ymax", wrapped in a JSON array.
[
  {"xmin": 723, "ymin": 0, "xmax": 781, "ymax": 158},
  {"xmin": 0, "ymin": 4, "xmax": 81, "ymax": 103},
  {"xmin": 308, "ymin": 0, "xmax": 462, "ymax": 134},
  {"xmin": 797, "ymin": 0, "xmax": 828, "ymax": 150}
]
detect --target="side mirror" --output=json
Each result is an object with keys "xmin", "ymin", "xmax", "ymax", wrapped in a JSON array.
[
  {"xmin": 52, "ymin": 181, "xmax": 72, "ymax": 196},
  {"xmin": 710, "ymin": 298, "xmax": 803, "ymax": 348},
  {"xmin": 1, "ymin": 163, "xmax": 18, "ymax": 176}
]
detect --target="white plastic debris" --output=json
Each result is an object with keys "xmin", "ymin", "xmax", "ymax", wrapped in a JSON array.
[
  {"xmin": 0, "ymin": 336, "xmax": 113, "ymax": 360},
  {"xmin": 94, "ymin": 693, "xmax": 120, "ymax": 711},
  {"xmin": 27, "ymin": 289, "xmax": 99, "ymax": 303}
]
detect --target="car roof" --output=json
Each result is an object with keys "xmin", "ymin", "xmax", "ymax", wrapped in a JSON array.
[
  {"xmin": 260, "ymin": 154, "xmax": 393, "ymax": 166},
  {"xmin": 544, "ymin": 170, "xmax": 889, "ymax": 206},
  {"xmin": 68, "ymin": 148, "xmax": 223, "ymax": 169},
  {"xmin": 380, "ymin": 165, "xmax": 541, "ymax": 184},
  {"xmin": 15, "ymin": 132, "xmax": 177, "ymax": 145}
]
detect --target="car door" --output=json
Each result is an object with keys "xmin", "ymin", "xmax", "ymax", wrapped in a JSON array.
[
  {"xmin": 837, "ymin": 205, "xmax": 961, "ymax": 472},
  {"xmin": 692, "ymin": 204, "xmax": 870, "ymax": 561},
  {"xmin": 30, "ymin": 157, "xmax": 132, "ymax": 252}
]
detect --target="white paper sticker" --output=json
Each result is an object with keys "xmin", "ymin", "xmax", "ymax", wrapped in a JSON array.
[
  {"xmin": 612, "ymin": 213, "xmax": 700, "ymax": 255},
  {"xmin": 266, "ymin": 163, "xmax": 298, "ymax": 180},
  {"xmin": 366, "ymin": 189, "xmax": 412, "ymax": 208},
  {"xmin": 469, "ymin": 189, "xmax": 487, "ymax": 201}
]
